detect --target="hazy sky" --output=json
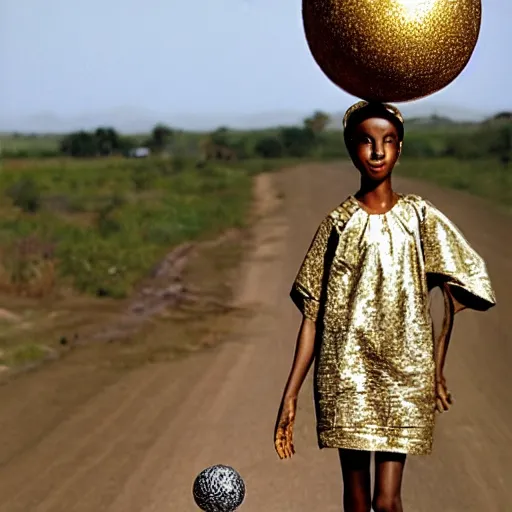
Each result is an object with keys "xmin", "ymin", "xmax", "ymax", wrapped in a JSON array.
[{"xmin": 1, "ymin": 0, "xmax": 511, "ymax": 119}]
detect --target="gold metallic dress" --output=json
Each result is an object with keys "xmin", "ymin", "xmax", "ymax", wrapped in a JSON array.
[{"xmin": 290, "ymin": 194, "xmax": 496, "ymax": 455}]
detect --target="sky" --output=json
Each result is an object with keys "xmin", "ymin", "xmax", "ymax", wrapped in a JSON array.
[{"xmin": 1, "ymin": 0, "xmax": 511, "ymax": 127}]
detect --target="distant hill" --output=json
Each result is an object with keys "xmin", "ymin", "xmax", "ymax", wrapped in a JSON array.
[
  {"xmin": 0, "ymin": 108, "xmax": 308, "ymax": 134},
  {"xmin": 326, "ymin": 104, "xmax": 488, "ymax": 130},
  {"xmin": 483, "ymin": 111, "xmax": 512, "ymax": 124},
  {"xmin": 0, "ymin": 103, "xmax": 495, "ymax": 134}
]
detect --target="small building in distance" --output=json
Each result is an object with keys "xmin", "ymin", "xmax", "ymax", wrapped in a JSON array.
[{"xmin": 128, "ymin": 147, "xmax": 151, "ymax": 158}]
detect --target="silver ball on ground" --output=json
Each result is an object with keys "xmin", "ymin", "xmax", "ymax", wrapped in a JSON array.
[{"xmin": 193, "ymin": 465, "xmax": 246, "ymax": 511}]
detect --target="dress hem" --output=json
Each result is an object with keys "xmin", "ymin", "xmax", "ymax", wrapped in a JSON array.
[{"xmin": 318, "ymin": 426, "xmax": 433, "ymax": 456}]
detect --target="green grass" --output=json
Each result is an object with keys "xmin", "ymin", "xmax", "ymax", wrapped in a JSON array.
[
  {"xmin": 0, "ymin": 157, "xmax": 254, "ymax": 298},
  {"xmin": 396, "ymin": 157, "xmax": 512, "ymax": 210},
  {"xmin": 0, "ymin": 343, "xmax": 51, "ymax": 367},
  {"xmin": 0, "ymin": 133, "xmax": 61, "ymax": 152},
  {"xmin": 0, "ymin": 154, "xmax": 285, "ymax": 371}
]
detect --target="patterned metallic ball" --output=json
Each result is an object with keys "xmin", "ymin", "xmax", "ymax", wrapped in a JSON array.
[
  {"xmin": 302, "ymin": 0, "xmax": 482, "ymax": 102},
  {"xmin": 193, "ymin": 465, "xmax": 246, "ymax": 512}
]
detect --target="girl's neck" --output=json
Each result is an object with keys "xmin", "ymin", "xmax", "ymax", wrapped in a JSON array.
[{"xmin": 355, "ymin": 180, "xmax": 398, "ymax": 214}]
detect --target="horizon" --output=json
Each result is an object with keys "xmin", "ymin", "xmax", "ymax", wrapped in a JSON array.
[
  {"xmin": 0, "ymin": 101, "xmax": 503, "ymax": 135},
  {"xmin": 2, "ymin": 0, "xmax": 511, "ymax": 133}
]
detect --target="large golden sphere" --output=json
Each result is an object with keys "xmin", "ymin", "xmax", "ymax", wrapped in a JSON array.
[{"xmin": 302, "ymin": 0, "xmax": 481, "ymax": 102}]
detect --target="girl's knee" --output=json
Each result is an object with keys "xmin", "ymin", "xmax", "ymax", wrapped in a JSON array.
[
  {"xmin": 343, "ymin": 488, "xmax": 371, "ymax": 512},
  {"xmin": 372, "ymin": 495, "xmax": 402, "ymax": 512}
]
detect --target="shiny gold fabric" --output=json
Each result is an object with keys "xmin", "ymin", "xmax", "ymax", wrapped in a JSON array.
[{"xmin": 290, "ymin": 194, "xmax": 495, "ymax": 455}]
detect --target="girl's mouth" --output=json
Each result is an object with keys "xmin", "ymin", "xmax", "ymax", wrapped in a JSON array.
[{"xmin": 368, "ymin": 162, "xmax": 385, "ymax": 170}]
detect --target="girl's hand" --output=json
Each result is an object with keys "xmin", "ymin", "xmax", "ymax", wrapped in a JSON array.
[
  {"xmin": 436, "ymin": 375, "xmax": 453, "ymax": 413},
  {"xmin": 274, "ymin": 396, "xmax": 297, "ymax": 459}
]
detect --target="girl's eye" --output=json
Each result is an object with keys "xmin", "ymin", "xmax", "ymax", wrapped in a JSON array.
[{"xmin": 384, "ymin": 138, "xmax": 394, "ymax": 144}]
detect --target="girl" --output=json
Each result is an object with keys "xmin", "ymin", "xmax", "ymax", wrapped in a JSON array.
[{"xmin": 273, "ymin": 101, "xmax": 496, "ymax": 512}]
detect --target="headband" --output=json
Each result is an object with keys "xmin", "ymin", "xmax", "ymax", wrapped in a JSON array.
[{"xmin": 343, "ymin": 101, "xmax": 404, "ymax": 130}]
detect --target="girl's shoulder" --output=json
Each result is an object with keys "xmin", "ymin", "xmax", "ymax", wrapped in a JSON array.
[
  {"xmin": 328, "ymin": 196, "xmax": 361, "ymax": 224},
  {"xmin": 400, "ymin": 193, "xmax": 428, "ymax": 208},
  {"xmin": 399, "ymin": 193, "xmax": 446, "ymax": 220},
  {"xmin": 315, "ymin": 196, "xmax": 362, "ymax": 236},
  {"xmin": 400, "ymin": 195, "xmax": 465, "ymax": 238}
]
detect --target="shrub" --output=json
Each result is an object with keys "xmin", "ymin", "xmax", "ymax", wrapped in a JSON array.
[{"xmin": 6, "ymin": 176, "xmax": 41, "ymax": 213}]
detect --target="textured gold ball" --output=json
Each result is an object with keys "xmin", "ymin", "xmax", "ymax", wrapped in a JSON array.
[{"xmin": 302, "ymin": 0, "xmax": 481, "ymax": 102}]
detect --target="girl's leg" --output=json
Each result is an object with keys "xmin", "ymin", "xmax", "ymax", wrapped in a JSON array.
[
  {"xmin": 372, "ymin": 451, "xmax": 406, "ymax": 512},
  {"xmin": 338, "ymin": 448, "xmax": 372, "ymax": 512}
]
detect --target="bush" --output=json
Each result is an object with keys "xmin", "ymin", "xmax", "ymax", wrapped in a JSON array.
[
  {"xmin": 0, "ymin": 236, "xmax": 56, "ymax": 296},
  {"xmin": 254, "ymin": 137, "xmax": 284, "ymax": 159},
  {"xmin": 172, "ymin": 156, "xmax": 187, "ymax": 172},
  {"xmin": 96, "ymin": 194, "xmax": 126, "ymax": 237},
  {"xmin": 6, "ymin": 177, "xmax": 41, "ymax": 213},
  {"xmin": 131, "ymin": 167, "xmax": 158, "ymax": 191},
  {"xmin": 401, "ymin": 136, "xmax": 438, "ymax": 158},
  {"xmin": 279, "ymin": 127, "xmax": 316, "ymax": 157}
]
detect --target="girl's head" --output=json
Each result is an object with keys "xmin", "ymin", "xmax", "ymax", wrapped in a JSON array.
[{"xmin": 343, "ymin": 101, "xmax": 404, "ymax": 183}]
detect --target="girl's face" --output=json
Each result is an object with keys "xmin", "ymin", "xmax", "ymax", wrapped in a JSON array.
[{"xmin": 349, "ymin": 117, "xmax": 401, "ymax": 182}]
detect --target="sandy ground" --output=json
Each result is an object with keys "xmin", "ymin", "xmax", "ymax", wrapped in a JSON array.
[{"xmin": 0, "ymin": 163, "xmax": 510, "ymax": 511}]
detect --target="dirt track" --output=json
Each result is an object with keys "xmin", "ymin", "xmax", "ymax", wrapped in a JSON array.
[{"xmin": 0, "ymin": 163, "xmax": 510, "ymax": 511}]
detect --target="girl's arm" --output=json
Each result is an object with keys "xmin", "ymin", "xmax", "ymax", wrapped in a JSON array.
[
  {"xmin": 435, "ymin": 282, "xmax": 464, "ymax": 412},
  {"xmin": 274, "ymin": 316, "xmax": 317, "ymax": 459},
  {"xmin": 281, "ymin": 316, "xmax": 317, "ymax": 400}
]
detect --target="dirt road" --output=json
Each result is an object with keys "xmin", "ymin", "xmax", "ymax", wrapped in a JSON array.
[{"xmin": 0, "ymin": 163, "xmax": 509, "ymax": 511}]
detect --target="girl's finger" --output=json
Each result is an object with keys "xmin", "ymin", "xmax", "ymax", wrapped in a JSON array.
[
  {"xmin": 286, "ymin": 426, "xmax": 295, "ymax": 457},
  {"xmin": 439, "ymin": 388, "xmax": 451, "ymax": 410},
  {"xmin": 284, "ymin": 439, "xmax": 292, "ymax": 458},
  {"xmin": 288, "ymin": 436, "xmax": 295, "ymax": 457},
  {"xmin": 275, "ymin": 430, "xmax": 287, "ymax": 458},
  {"xmin": 275, "ymin": 441, "xmax": 285, "ymax": 459}
]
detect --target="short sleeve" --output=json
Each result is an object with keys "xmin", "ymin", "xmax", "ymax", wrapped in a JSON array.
[
  {"xmin": 421, "ymin": 201, "xmax": 496, "ymax": 311},
  {"xmin": 290, "ymin": 216, "xmax": 334, "ymax": 321}
]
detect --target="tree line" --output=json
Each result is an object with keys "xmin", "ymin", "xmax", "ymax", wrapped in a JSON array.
[
  {"xmin": 2, "ymin": 111, "xmax": 511, "ymax": 165},
  {"xmin": 59, "ymin": 124, "xmax": 174, "ymax": 157}
]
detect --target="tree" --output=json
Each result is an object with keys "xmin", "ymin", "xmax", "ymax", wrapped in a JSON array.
[
  {"xmin": 118, "ymin": 135, "xmax": 137, "ymax": 155},
  {"xmin": 443, "ymin": 135, "xmax": 481, "ymax": 160},
  {"xmin": 148, "ymin": 124, "xmax": 174, "ymax": 152},
  {"xmin": 492, "ymin": 112, "xmax": 512, "ymax": 122},
  {"xmin": 210, "ymin": 127, "xmax": 229, "ymax": 147},
  {"xmin": 60, "ymin": 131, "xmax": 98, "ymax": 157},
  {"xmin": 94, "ymin": 127, "xmax": 120, "ymax": 156},
  {"xmin": 279, "ymin": 127, "xmax": 316, "ymax": 157},
  {"xmin": 254, "ymin": 137, "xmax": 283, "ymax": 158},
  {"xmin": 489, "ymin": 125, "xmax": 512, "ymax": 167},
  {"xmin": 304, "ymin": 111, "xmax": 331, "ymax": 134},
  {"xmin": 199, "ymin": 127, "xmax": 243, "ymax": 160}
]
